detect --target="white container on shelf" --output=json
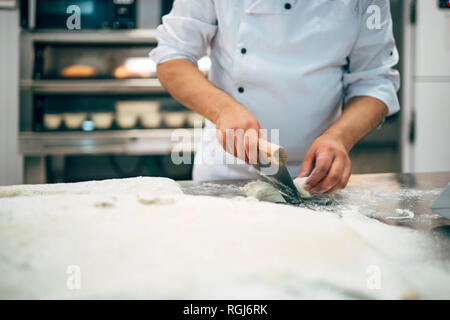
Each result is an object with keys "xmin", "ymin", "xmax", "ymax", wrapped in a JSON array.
[
  {"xmin": 141, "ymin": 112, "xmax": 162, "ymax": 128},
  {"xmin": 91, "ymin": 112, "xmax": 114, "ymax": 130},
  {"xmin": 116, "ymin": 112, "xmax": 138, "ymax": 129},
  {"xmin": 63, "ymin": 113, "xmax": 87, "ymax": 130},
  {"xmin": 163, "ymin": 112, "xmax": 186, "ymax": 128},
  {"xmin": 44, "ymin": 114, "xmax": 63, "ymax": 130},
  {"xmin": 115, "ymin": 101, "xmax": 160, "ymax": 114},
  {"xmin": 186, "ymin": 112, "xmax": 205, "ymax": 127}
]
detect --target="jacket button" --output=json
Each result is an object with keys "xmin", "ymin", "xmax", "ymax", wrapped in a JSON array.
[
  {"xmin": 241, "ymin": 48, "xmax": 247, "ymax": 54},
  {"xmin": 238, "ymin": 87, "xmax": 245, "ymax": 93},
  {"xmin": 284, "ymin": 3, "xmax": 292, "ymax": 10}
]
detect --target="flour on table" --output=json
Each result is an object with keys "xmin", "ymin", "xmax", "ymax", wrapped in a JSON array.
[
  {"xmin": 386, "ymin": 209, "xmax": 415, "ymax": 220},
  {"xmin": 0, "ymin": 177, "xmax": 428, "ymax": 299},
  {"xmin": 0, "ymin": 176, "xmax": 183, "ymax": 198}
]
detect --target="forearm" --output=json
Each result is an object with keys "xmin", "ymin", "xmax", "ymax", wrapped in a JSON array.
[
  {"xmin": 156, "ymin": 58, "xmax": 240, "ymax": 123},
  {"xmin": 321, "ymin": 96, "xmax": 388, "ymax": 152}
]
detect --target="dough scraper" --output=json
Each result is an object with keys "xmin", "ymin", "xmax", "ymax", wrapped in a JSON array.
[
  {"xmin": 253, "ymin": 139, "xmax": 303, "ymax": 204},
  {"xmin": 431, "ymin": 183, "xmax": 450, "ymax": 219}
]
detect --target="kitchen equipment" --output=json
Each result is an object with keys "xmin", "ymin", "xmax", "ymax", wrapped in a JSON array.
[
  {"xmin": 91, "ymin": 112, "xmax": 114, "ymax": 130},
  {"xmin": 116, "ymin": 112, "xmax": 138, "ymax": 129},
  {"xmin": 115, "ymin": 100, "xmax": 160, "ymax": 114},
  {"xmin": 431, "ymin": 183, "xmax": 450, "ymax": 219},
  {"xmin": 43, "ymin": 114, "xmax": 62, "ymax": 130},
  {"xmin": 113, "ymin": 57, "xmax": 156, "ymax": 79},
  {"xmin": 20, "ymin": 0, "xmax": 156, "ymax": 30},
  {"xmin": 63, "ymin": 112, "xmax": 86, "ymax": 129},
  {"xmin": 186, "ymin": 112, "xmax": 204, "ymax": 127},
  {"xmin": 141, "ymin": 112, "xmax": 162, "ymax": 128},
  {"xmin": 163, "ymin": 112, "xmax": 186, "ymax": 128},
  {"xmin": 402, "ymin": 0, "xmax": 450, "ymax": 172},
  {"xmin": 254, "ymin": 139, "xmax": 302, "ymax": 204}
]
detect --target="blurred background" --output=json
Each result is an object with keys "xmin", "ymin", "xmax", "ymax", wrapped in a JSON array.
[{"xmin": 0, "ymin": 0, "xmax": 449, "ymax": 185}]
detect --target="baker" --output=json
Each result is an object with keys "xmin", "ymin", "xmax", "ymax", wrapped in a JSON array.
[{"xmin": 150, "ymin": 0, "xmax": 400, "ymax": 195}]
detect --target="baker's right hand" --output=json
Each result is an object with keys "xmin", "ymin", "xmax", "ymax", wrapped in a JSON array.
[{"xmin": 215, "ymin": 103, "xmax": 262, "ymax": 164}]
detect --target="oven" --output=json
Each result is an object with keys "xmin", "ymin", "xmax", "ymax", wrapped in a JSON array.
[{"xmin": 19, "ymin": 0, "xmax": 165, "ymax": 30}]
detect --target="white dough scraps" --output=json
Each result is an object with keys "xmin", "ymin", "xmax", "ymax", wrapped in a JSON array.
[
  {"xmin": 293, "ymin": 177, "xmax": 312, "ymax": 199},
  {"xmin": 242, "ymin": 181, "xmax": 286, "ymax": 203},
  {"xmin": 243, "ymin": 177, "xmax": 312, "ymax": 203}
]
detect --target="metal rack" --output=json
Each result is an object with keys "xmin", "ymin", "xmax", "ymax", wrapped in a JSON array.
[{"xmin": 19, "ymin": 28, "xmax": 200, "ymax": 183}]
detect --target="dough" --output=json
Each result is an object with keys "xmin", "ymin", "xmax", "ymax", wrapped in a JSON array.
[
  {"xmin": 0, "ymin": 177, "xmax": 183, "ymax": 198},
  {"xmin": 293, "ymin": 177, "xmax": 312, "ymax": 199},
  {"xmin": 91, "ymin": 113, "xmax": 114, "ymax": 130},
  {"xmin": 243, "ymin": 178, "xmax": 311, "ymax": 203},
  {"xmin": 61, "ymin": 65, "xmax": 96, "ymax": 78},
  {"xmin": 163, "ymin": 112, "xmax": 186, "ymax": 128},
  {"xmin": 0, "ymin": 177, "xmax": 430, "ymax": 299},
  {"xmin": 63, "ymin": 113, "xmax": 87, "ymax": 130},
  {"xmin": 243, "ymin": 181, "xmax": 286, "ymax": 203}
]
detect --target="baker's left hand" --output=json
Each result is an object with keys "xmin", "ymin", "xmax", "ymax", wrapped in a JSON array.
[{"xmin": 298, "ymin": 134, "xmax": 352, "ymax": 194}]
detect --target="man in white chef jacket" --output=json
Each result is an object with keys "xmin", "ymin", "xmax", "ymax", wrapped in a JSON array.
[{"xmin": 150, "ymin": 0, "xmax": 400, "ymax": 195}]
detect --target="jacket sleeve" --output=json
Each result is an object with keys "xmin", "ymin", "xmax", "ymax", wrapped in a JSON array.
[
  {"xmin": 150, "ymin": 0, "xmax": 218, "ymax": 65},
  {"xmin": 343, "ymin": 0, "xmax": 400, "ymax": 116}
]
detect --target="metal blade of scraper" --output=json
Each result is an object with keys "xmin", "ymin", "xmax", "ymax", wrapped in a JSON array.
[{"xmin": 253, "ymin": 139, "xmax": 302, "ymax": 204}]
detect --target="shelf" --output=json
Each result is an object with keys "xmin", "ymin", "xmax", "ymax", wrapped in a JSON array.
[
  {"xmin": 21, "ymin": 29, "xmax": 158, "ymax": 44},
  {"xmin": 20, "ymin": 129, "xmax": 202, "ymax": 156},
  {"xmin": 20, "ymin": 79, "xmax": 166, "ymax": 94}
]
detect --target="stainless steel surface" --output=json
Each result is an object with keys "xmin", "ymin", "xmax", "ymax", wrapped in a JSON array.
[
  {"xmin": 20, "ymin": 129, "xmax": 201, "ymax": 156},
  {"xmin": 21, "ymin": 29, "xmax": 157, "ymax": 44},
  {"xmin": 180, "ymin": 172, "xmax": 450, "ymax": 231},
  {"xmin": 0, "ymin": 8, "xmax": 23, "ymax": 185},
  {"xmin": 0, "ymin": 0, "xmax": 16, "ymax": 9},
  {"xmin": 431, "ymin": 183, "xmax": 450, "ymax": 219},
  {"xmin": 20, "ymin": 79, "xmax": 165, "ymax": 94}
]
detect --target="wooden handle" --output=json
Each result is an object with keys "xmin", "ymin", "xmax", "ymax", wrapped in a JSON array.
[{"xmin": 258, "ymin": 138, "xmax": 288, "ymax": 166}]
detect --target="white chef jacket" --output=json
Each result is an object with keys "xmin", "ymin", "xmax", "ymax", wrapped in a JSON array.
[{"xmin": 150, "ymin": 0, "xmax": 400, "ymax": 181}]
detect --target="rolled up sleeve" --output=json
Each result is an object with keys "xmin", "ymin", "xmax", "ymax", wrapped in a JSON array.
[
  {"xmin": 150, "ymin": 0, "xmax": 218, "ymax": 65},
  {"xmin": 343, "ymin": 0, "xmax": 400, "ymax": 116}
]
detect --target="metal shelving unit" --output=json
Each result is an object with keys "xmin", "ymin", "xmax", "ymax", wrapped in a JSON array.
[
  {"xmin": 19, "ymin": 27, "xmax": 200, "ymax": 183},
  {"xmin": 20, "ymin": 78, "xmax": 166, "ymax": 94},
  {"xmin": 20, "ymin": 129, "xmax": 201, "ymax": 156}
]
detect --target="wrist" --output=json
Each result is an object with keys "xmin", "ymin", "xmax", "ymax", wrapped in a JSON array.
[
  {"xmin": 321, "ymin": 128, "xmax": 354, "ymax": 153},
  {"xmin": 212, "ymin": 98, "xmax": 242, "ymax": 124}
]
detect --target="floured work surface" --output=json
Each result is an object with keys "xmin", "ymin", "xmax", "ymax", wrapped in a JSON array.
[{"xmin": 0, "ymin": 177, "xmax": 449, "ymax": 299}]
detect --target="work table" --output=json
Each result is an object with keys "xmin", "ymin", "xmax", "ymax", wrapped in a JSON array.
[
  {"xmin": 0, "ymin": 172, "xmax": 449, "ymax": 299},
  {"xmin": 180, "ymin": 172, "xmax": 450, "ymax": 232}
]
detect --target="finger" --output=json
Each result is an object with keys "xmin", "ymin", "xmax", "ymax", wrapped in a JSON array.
[
  {"xmin": 299, "ymin": 147, "xmax": 316, "ymax": 178},
  {"xmin": 216, "ymin": 129, "xmax": 225, "ymax": 150},
  {"xmin": 328, "ymin": 159, "xmax": 351, "ymax": 193},
  {"xmin": 224, "ymin": 129, "xmax": 237, "ymax": 157},
  {"xmin": 234, "ymin": 129, "xmax": 246, "ymax": 162},
  {"xmin": 305, "ymin": 151, "xmax": 334, "ymax": 189},
  {"xmin": 245, "ymin": 128, "xmax": 259, "ymax": 165},
  {"xmin": 311, "ymin": 155, "xmax": 345, "ymax": 194}
]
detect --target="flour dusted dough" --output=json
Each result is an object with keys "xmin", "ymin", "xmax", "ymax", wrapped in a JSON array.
[
  {"xmin": 0, "ymin": 177, "xmax": 422, "ymax": 299},
  {"xmin": 243, "ymin": 178, "xmax": 312, "ymax": 203},
  {"xmin": 0, "ymin": 176, "xmax": 183, "ymax": 198},
  {"xmin": 243, "ymin": 181, "xmax": 286, "ymax": 203},
  {"xmin": 293, "ymin": 177, "xmax": 312, "ymax": 199}
]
